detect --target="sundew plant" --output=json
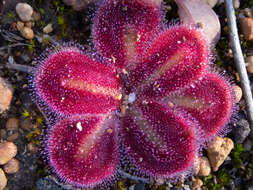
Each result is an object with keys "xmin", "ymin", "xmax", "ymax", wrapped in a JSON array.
[{"xmin": 29, "ymin": 0, "xmax": 235, "ymax": 188}]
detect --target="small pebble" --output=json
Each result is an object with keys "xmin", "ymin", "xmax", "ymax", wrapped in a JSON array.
[
  {"xmin": 243, "ymin": 8, "xmax": 253, "ymax": 18},
  {"xmin": 129, "ymin": 185, "xmax": 135, "ymax": 190},
  {"xmin": 233, "ymin": 0, "xmax": 240, "ymax": 9},
  {"xmin": 246, "ymin": 55, "xmax": 253, "ymax": 63},
  {"xmin": 156, "ymin": 178, "xmax": 165, "ymax": 185},
  {"xmin": 247, "ymin": 63, "xmax": 253, "ymax": 73},
  {"xmin": 20, "ymin": 27, "xmax": 34, "ymax": 40},
  {"xmin": 43, "ymin": 23, "xmax": 53, "ymax": 34},
  {"xmin": 198, "ymin": 156, "xmax": 211, "ymax": 176},
  {"xmin": 246, "ymin": 56, "xmax": 253, "ymax": 73},
  {"xmin": 6, "ymin": 117, "xmax": 19, "ymax": 131},
  {"xmin": 3, "ymin": 158, "xmax": 20, "ymax": 174},
  {"xmin": 7, "ymin": 132, "xmax": 19, "ymax": 142},
  {"xmin": 192, "ymin": 178, "xmax": 203, "ymax": 190},
  {"xmin": 200, "ymin": 0, "xmax": 218, "ymax": 8},
  {"xmin": 233, "ymin": 85, "xmax": 242, "ymax": 103},
  {"xmin": 16, "ymin": 21, "xmax": 24, "ymax": 31},
  {"xmin": 182, "ymin": 184, "xmax": 190, "ymax": 190},
  {"xmin": 0, "ymin": 77, "xmax": 13, "ymax": 113},
  {"xmin": 0, "ymin": 141, "xmax": 18, "ymax": 165},
  {"xmin": 16, "ymin": 3, "xmax": 33, "ymax": 22},
  {"xmin": 240, "ymin": 17, "xmax": 253, "ymax": 40},
  {"xmin": 0, "ymin": 168, "xmax": 7, "ymax": 190},
  {"xmin": 8, "ymin": 56, "xmax": 15, "ymax": 64},
  {"xmin": 207, "ymin": 136, "xmax": 234, "ymax": 171}
]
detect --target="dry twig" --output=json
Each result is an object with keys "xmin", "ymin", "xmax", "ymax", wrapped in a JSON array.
[
  {"xmin": 5, "ymin": 63, "xmax": 35, "ymax": 73},
  {"xmin": 118, "ymin": 170, "xmax": 152, "ymax": 184},
  {"xmin": 225, "ymin": 0, "xmax": 253, "ymax": 133},
  {"xmin": 0, "ymin": 43, "xmax": 29, "ymax": 51}
]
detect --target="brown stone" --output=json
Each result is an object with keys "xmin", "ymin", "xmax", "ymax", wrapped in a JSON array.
[
  {"xmin": 192, "ymin": 178, "xmax": 203, "ymax": 190},
  {"xmin": 247, "ymin": 63, "xmax": 253, "ymax": 73},
  {"xmin": 243, "ymin": 8, "xmax": 253, "ymax": 18},
  {"xmin": 200, "ymin": 0, "xmax": 218, "ymax": 8},
  {"xmin": 0, "ymin": 168, "xmax": 7, "ymax": 190},
  {"xmin": 43, "ymin": 23, "xmax": 53, "ymax": 34},
  {"xmin": 207, "ymin": 136, "xmax": 234, "ymax": 171},
  {"xmin": 246, "ymin": 55, "xmax": 253, "ymax": 63},
  {"xmin": 15, "ymin": 3, "xmax": 33, "ymax": 22},
  {"xmin": 198, "ymin": 156, "xmax": 211, "ymax": 176},
  {"xmin": 246, "ymin": 55, "xmax": 253, "ymax": 73},
  {"xmin": 0, "ymin": 141, "xmax": 18, "ymax": 165},
  {"xmin": 233, "ymin": 0, "xmax": 240, "ymax": 9},
  {"xmin": 20, "ymin": 27, "xmax": 34, "ymax": 40},
  {"xmin": 0, "ymin": 77, "xmax": 13, "ymax": 113},
  {"xmin": 7, "ymin": 133, "xmax": 19, "ymax": 142},
  {"xmin": 233, "ymin": 85, "xmax": 242, "ymax": 103},
  {"xmin": 240, "ymin": 17, "xmax": 253, "ymax": 40},
  {"xmin": 16, "ymin": 21, "xmax": 24, "ymax": 31},
  {"xmin": 6, "ymin": 117, "xmax": 19, "ymax": 131},
  {"xmin": 3, "ymin": 158, "xmax": 20, "ymax": 174}
]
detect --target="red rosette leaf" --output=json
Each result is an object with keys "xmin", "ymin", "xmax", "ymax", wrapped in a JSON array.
[
  {"xmin": 34, "ymin": 47, "xmax": 122, "ymax": 116},
  {"xmin": 92, "ymin": 0, "xmax": 162, "ymax": 69},
  {"xmin": 47, "ymin": 115, "xmax": 119, "ymax": 187},
  {"xmin": 160, "ymin": 73, "xmax": 233, "ymax": 139},
  {"xmin": 129, "ymin": 25, "xmax": 209, "ymax": 97},
  {"xmin": 121, "ymin": 101, "xmax": 197, "ymax": 178}
]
